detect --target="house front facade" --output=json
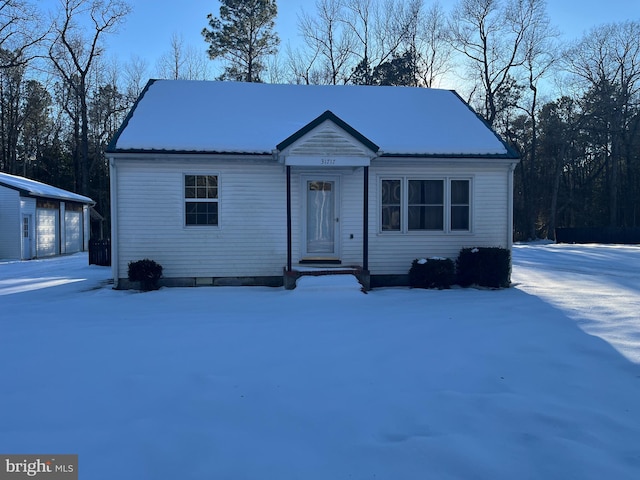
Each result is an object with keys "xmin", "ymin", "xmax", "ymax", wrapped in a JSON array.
[
  {"xmin": 107, "ymin": 80, "xmax": 519, "ymax": 289},
  {"xmin": 0, "ymin": 173, "xmax": 94, "ymax": 260}
]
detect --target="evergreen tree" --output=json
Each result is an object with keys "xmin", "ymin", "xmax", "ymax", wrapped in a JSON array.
[{"xmin": 202, "ymin": 0, "xmax": 279, "ymax": 82}]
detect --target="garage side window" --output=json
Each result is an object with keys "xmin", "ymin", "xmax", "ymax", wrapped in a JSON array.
[{"xmin": 185, "ymin": 175, "xmax": 218, "ymax": 226}]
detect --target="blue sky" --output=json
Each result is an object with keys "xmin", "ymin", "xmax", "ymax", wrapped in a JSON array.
[{"xmin": 72, "ymin": 0, "xmax": 640, "ymax": 73}]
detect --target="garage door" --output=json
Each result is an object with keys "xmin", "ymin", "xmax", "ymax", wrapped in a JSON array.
[
  {"xmin": 36, "ymin": 208, "xmax": 59, "ymax": 257},
  {"xmin": 64, "ymin": 210, "xmax": 83, "ymax": 253}
]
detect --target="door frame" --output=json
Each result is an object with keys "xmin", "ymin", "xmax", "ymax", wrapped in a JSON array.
[
  {"xmin": 21, "ymin": 214, "xmax": 32, "ymax": 260},
  {"xmin": 300, "ymin": 174, "xmax": 341, "ymax": 261}
]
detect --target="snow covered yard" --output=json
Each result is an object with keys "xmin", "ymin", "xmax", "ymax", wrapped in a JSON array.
[{"xmin": 1, "ymin": 244, "xmax": 640, "ymax": 480}]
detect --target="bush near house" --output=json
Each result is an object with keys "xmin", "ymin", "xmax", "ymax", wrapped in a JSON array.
[
  {"xmin": 456, "ymin": 247, "xmax": 511, "ymax": 288},
  {"xmin": 409, "ymin": 257, "xmax": 456, "ymax": 289},
  {"xmin": 128, "ymin": 259, "xmax": 163, "ymax": 291}
]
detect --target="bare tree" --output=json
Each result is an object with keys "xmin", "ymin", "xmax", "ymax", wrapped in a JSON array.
[
  {"xmin": 297, "ymin": 0, "xmax": 355, "ymax": 84},
  {"xmin": 565, "ymin": 21, "xmax": 640, "ymax": 227},
  {"xmin": 517, "ymin": 3, "xmax": 558, "ymax": 238},
  {"xmin": 0, "ymin": 0, "xmax": 48, "ymax": 69},
  {"xmin": 122, "ymin": 54, "xmax": 148, "ymax": 103},
  {"xmin": 342, "ymin": 0, "xmax": 420, "ymax": 84},
  {"xmin": 448, "ymin": 0, "xmax": 543, "ymax": 126},
  {"xmin": 156, "ymin": 32, "xmax": 210, "ymax": 81},
  {"xmin": 411, "ymin": 1, "xmax": 453, "ymax": 87},
  {"xmin": 48, "ymin": 0, "xmax": 130, "ymax": 195},
  {"xmin": 285, "ymin": 42, "xmax": 324, "ymax": 84}
]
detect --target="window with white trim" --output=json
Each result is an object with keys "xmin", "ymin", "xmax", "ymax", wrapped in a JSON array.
[
  {"xmin": 185, "ymin": 175, "xmax": 218, "ymax": 226},
  {"xmin": 380, "ymin": 177, "xmax": 471, "ymax": 233},
  {"xmin": 381, "ymin": 179, "xmax": 401, "ymax": 231}
]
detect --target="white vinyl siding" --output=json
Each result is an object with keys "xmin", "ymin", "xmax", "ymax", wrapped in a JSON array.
[
  {"xmin": 369, "ymin": 161, "xmax": 510, "ymax": 275},
  {"xmin": 115, "ymin": 158, "xmax": 287, "ymax": 279},
  {"xmin": 113, "ymin": 155, "xmax": 513, "ymax": 280},
  {"xmin": 0, "ymin": 186, "xmax": 21, "ymax": 260}
]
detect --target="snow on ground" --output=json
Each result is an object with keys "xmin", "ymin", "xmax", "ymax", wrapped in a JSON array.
[{"xmin": 1, "ymin": 245, "xmax": 639, "ymax": 479}]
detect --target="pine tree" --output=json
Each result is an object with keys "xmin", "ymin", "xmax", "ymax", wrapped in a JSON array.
[{"xmin": 202, "ymin": 0, "xmax": 279, "ymax": 83}]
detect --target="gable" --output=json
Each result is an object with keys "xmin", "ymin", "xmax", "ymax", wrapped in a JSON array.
[
  {"xmin": 287, "ymin": 122, "xmax": 372, "ymax": 156},
  {"xmin": 276, "ymin": 111, "xmax": 379, "ymax": 167}
]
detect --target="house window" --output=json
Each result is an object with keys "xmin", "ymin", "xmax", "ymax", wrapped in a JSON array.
[
  {"xmin": 451, "ymin": 180, "xmax": 470, "ymax": 230},
  {"xmin": 381, "ymin": 179, "xmax": 401, "ymax": 231},
  {"xmin": 408, "ymin": 180, "xmax": 444, "ymax": 230},
  {"xmin": 185, "ymin": 175, "xmax": 218, "ymax": 226},
  {"xmin": 380, "ymin": 177, "xmax": 471, "ymax": 233}
]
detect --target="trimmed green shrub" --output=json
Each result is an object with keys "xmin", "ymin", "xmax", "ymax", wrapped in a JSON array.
[
  {"xmin": 409, "ymin": 257, "xmax": 455, "ymax": 289},
  {"xmin": 128, "ymin": 258, "xmax": 163, "ymax": 291},
  {"xmin": 456, "ymin": 247, "xmax": 511, "ymax": 288}
]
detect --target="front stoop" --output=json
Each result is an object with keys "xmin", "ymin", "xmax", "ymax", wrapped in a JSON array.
[{"xmin": 284, "ymin": 266, "xmax": 370, "ymax": 291}]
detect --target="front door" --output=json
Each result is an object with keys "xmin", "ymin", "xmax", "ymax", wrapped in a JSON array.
[
  {"xmin": 304, "ymin": 178, "xmax": 340, "ymax": 259},
  {"xmin": 22, "ymin": 215, "xmax": 32, "ymax": 259}
]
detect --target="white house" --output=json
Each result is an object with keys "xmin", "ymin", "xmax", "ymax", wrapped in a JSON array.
[
  {"xmin": 0, "ymin": 172, "xmax": 94, "ymax": 260},
  {"xmin": 107, "ymin": 80, "xmax": 519, "ymax": 289}
]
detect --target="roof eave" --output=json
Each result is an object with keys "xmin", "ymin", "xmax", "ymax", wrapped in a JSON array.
[
  {"xmin": 107, "ymin": 149, "xmax": 275, "ymax": 157},
  {"xmin": 379, "ymin": 152, "xmax": 520, "ymax": 160}
]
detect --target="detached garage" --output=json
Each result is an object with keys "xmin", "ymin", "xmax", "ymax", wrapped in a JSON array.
[{"xmin": 0, "ymin": 172, "xmax": 94, "ymax": 260}]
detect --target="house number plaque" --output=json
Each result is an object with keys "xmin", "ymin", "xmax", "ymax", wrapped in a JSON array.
[{"xmin": 285, "ymin": 155, "xmax": 371, "ymax": 167}]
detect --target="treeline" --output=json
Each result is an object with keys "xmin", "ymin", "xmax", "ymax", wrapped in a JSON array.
[{"xmin": 1, "ymin": 0, "xmax": 639, "ymax": 240}]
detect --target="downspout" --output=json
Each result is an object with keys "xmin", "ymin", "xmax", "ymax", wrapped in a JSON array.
[
  {"xmin": 363, "ymin": 166, "xmax": 369, "ymax": 271},
  {"xmin": 109, "ymin": 157, "xmax": 119, "ymax": 288},
  {"xmin": 507, "ymin": 162, "xmax": 516, "ymax": 249},
  {"xmin": 286, "ymin": 165, "xmax": 292, "ymax": 272}
]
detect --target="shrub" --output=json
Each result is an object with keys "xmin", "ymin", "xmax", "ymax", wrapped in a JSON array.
[
  {"xmin": 128, "ymin": 258, "xmax": 163, "ymax": 291},
  {"xmin": 456, "ymin": 247, "xmax": 511, "ymax": 288},
  {"xmin": 409, "ymin": 257, "xmax": 455, "ymax": 289}
]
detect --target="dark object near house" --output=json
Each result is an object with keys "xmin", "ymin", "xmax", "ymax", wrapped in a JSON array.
[
  {"xmin": 128, "ymin": 259, "xmax": 163, "ymax": 291},
  {"xmin": 89, "ymin": 238, "xmax": 111, "ymax": 266},
  {"xmin": 456, "ymin": 247, "xmax": 511, "ymax": 288},
  {"xmin": 555, "ymin": 227, "xmax": 640, "ymax": 245},
  {"xmin": 409, "ymin": 258, "xmax": 455, "ymax": 289}
]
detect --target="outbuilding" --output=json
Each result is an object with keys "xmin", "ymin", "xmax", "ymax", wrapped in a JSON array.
[
  {"xmin": 0, "ymin": 172, "xmax": 94, "ymax": 260},
  {"xmin": 107, "ymin": 80, "xmax": 519, "ymax": 289}
]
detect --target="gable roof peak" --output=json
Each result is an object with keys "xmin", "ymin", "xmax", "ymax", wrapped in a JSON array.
[{"xmin": 277, "ymin": 110, "xmax": 380, "ymax": 154}]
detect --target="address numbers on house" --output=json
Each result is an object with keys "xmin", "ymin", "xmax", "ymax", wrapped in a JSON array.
[{"xmin": 285, "ymin": 156, "xmax": 370, "ymax": 167}]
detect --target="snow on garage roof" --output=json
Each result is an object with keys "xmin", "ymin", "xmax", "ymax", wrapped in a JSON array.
[
  {"xmin": 0, "ymin": 172, "xmax": 94, "ymax": 204},
  {"xmin": 108, "ymin": 80, "xmax": 517, "ymax": 158}
]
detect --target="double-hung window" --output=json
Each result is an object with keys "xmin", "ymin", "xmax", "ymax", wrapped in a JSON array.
[
  {"xmin": 381, "ymin": 179, "xmax": 402, "ymax": 231},
  {"xmin": 185, "ymin": 174, "xmax": 219, "ymax": 226},
  {"xmin": 450, "ymin": 180, "xmax": 470, "ymax": 230},
  {"xmin": 380, "ymin": 177, "xmax": 471, "ymax": 233},
  {"xmin": 408, "ymin": 180, "xmax": 444, "ymax": 230}
]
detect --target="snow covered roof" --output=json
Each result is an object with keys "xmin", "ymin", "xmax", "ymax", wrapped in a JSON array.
[
  {"xmin": 108, "ymin": 80, "xmax": 517, "ymax": 158},
  {"xmin": 0, "ymin": 172, "xmax": 94, "ymax": 204}
]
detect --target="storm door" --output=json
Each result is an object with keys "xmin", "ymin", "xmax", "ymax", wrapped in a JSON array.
[{"xmin": 303, "ymin": 178, "xmax": 340, "ymax": 259}]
